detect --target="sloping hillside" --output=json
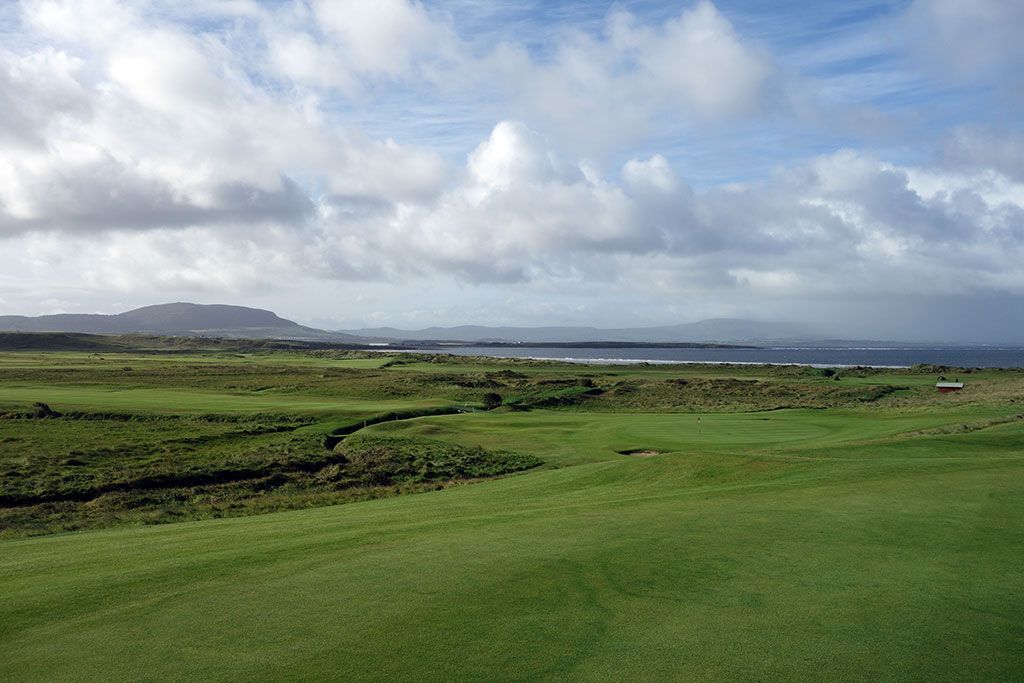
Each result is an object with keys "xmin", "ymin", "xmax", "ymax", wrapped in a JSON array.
[{"xmin": 0, "ymin": 303, "xmax": 356, "ymax": 341}]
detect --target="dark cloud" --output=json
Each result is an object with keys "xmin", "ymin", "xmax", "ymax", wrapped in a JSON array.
[
  {"xmin": 0, "ymin": 155, "xmax": 315, "ymax": 234},
  {"xmin": 942, "ymin": 127, "xmax": 1024, "ymax": 183}
]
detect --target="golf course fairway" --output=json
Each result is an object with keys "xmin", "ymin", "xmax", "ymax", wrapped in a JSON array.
[{"xmin": 1, "ymin": 350, "xmax": 1022, "ymax": 680}]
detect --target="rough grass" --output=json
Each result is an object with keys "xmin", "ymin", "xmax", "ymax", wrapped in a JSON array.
[
  {"xmin": 0, "ymin": 412, "xmax": 537, "ymax": 538},
  {"xmin": 335, "ymin": 435, "xmax": 541, "ymax": 485},
  {"xmin": 567, "ymin": 376, "xmax": 908, "ymax": 411},
  {"xmin": 2, "ymin": 351, "xmax": 1021, "ymax": 538}
]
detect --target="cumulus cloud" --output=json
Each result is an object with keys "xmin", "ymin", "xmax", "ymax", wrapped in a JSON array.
[
  {"xmin": 311, "ymin": 0, "xmax": 449, "ymax": 77},
  {"xmin": 607, "ymin": 2, "xmax": 771, "ymax": 117},
  {"xmin": 941, "ymin": 127, "xmax": 1024, "ymax": 183},
  {"xmin": 116, "ymin": 121, "xmax": 1024, "ymax": 301},
  {"xmin": 477, "ymin": 1, "xmax": 776, "ymax": 153},
  {"xmin": 1, "ymin": 0, "xmax": 1023, "ymax": 337},
  {"xmin": 0, "ymin": 47, "xmax": 89, "ymax": 148},
  {"xmin": 902, "ymin": 0, "xmax": 1024, "ymax": 80},
  {"xmin": 0, "ymin": 1, "xmax": 447, "ymax": 236},
  {"xmin": 265, "ymin": 0, "xmax": 453, "ymax": 93},
  {"xmin": 310, "ymin": 121, "xmax": 648, "ymax": 283}
]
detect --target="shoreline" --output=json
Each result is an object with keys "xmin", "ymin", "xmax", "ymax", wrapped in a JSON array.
[
  {"xmin": 369, "ymin": 346, "xmax": 1024, "ymax": 370},
  {"xmin": 492, "ymin": 355, "xmax": 915, "ymax": 369}
]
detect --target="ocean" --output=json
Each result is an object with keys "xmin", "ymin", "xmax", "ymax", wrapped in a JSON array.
[{"xmin": 434, "ymin": 346, "xmax": 1024, "ymax": 369}]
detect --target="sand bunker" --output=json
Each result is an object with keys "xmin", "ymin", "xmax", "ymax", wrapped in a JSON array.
[{"xmin": 617, "ymin": 448, "xmax": 664, "ymax": 457}]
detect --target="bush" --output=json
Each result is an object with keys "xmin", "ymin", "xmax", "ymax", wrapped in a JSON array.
[{"xmin": 482, "ymin": 392, "xmax": 503, "ymax": 410}]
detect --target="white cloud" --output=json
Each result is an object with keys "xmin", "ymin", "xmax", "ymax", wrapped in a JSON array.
[
  {"xmin": 4, "ymin": 102, "xmax": 1024, "ymax": 301},
  {"xmin": 622, "ymin": 155, "xmax": 678, "ymax": 193},
  {"xmin": 21, "ymin": 0, "xmax": 136, "ymax": 45},
  {"xmin": 0, "ymin": 2, "xmax": 448, "ymax": 236},
  {"xmin": 941, "ymin": 127, "xmax": 1024, "ymax": 183},
  {"xmin": 266, "ymin": 29, "xmax": 357, "ymax": 93},
  {"xmin": 0, "ymin": 47, "xmax": 89, "ymax": 148},
  {"xmin": 1, "ymin": 0, "xmax": 1023, "ymax": 337},
  {"xmin": 106, "ymin": 30, "xmax": 229, "ymax": 115},
  {"xmin": 466, "ymin": 121, "xmax": 568, "ymax": 192},
  {"xmin": 903, "ymin": 0, "xmax": 1024, "ymax": 79},
  {"xmin": 302, "ymin": 123, "xmax": 1024, "ymax": 303},
  {"xmin": 262, "ymin": 0, "xmax": 453, "ymax": 94},
  {"xmin": 312, "ymin": 0, "xmax": 449, "ymax": 78},
  {"xmin": 608, "ymin": 2, "xmax": 771, "ymax": 117},
  {"xmin": 477, "ymin": 2, "xmax": 776, "ymax": 153}
]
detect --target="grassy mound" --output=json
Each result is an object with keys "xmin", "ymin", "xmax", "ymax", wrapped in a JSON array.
[
  {"xmin": 0, "ymin": 412, "xmax": 540, "ymax": 538},
  {"xmin": 579, "ymin": 377, "xmax": 907, "ymax": 411},
  {"xmin": 332, "ymin": 435, "xmax": 542, "ymax": 486}
]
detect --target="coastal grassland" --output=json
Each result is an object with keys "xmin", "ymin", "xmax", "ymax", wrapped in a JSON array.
[
  {"xmin": 1, "ymin": 346, "xmax": 1023, "ymax": 679},
  {"xmin": 1, "ymin": 348, "xmax": 1021, "ymax": 537}
]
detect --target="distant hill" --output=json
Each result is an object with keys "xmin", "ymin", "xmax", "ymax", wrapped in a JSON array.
[
  {"xmin": 343, "ymin": 318, "xmax": 823, "ymax": 344},
  {"xmin": 0, "ymin": 303, "xmax": 358, "ymax": 341},
  {"xmin": 0, "ymin": 305, "xmax": 824, "ymax": 345},
  {"xmin": 0, "ymin": 332, "xmax": 376, "ymax": 353}
]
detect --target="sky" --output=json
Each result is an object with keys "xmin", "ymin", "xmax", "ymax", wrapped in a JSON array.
[{"xmin": 1, "ymin": 0, "xmax": 1023, "ymax": 341}]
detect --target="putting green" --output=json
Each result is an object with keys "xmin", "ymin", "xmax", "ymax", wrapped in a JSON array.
[{"xmin": 367, "ymin": 407, "xmax": 1019, "ymax": 466}]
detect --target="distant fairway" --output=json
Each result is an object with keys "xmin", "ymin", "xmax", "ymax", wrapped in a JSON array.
[
  {"xmin": 0, "ymin": 383, "xmax": 451, "ymax": 415},
  {"xmin": 1, "ymin": 349, "xmax": 1022, "ymax": 680}
]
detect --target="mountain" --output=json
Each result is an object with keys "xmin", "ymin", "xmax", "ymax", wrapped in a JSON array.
[
  {"xmin": 0, "ymin": 305, "xmax": 823, "ymax": 345},
  {"xmin": 0, "ymin": 303, "xmax": 358, "ymax": 341},
  {"xmin": 344, "ymin": 318, "xmax": 823, "ymax": 344}
]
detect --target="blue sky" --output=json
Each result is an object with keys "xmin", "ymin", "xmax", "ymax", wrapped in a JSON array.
[{"xmin": 1, "ymin": 0, "xmax": 1023, "ymax": 340}]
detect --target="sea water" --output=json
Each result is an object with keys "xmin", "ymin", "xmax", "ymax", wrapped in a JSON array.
[{"xmin": 435, "ymin": 346, "xmax": 1024, "ymax": 368}]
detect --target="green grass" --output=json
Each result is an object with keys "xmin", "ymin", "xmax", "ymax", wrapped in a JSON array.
[
  {"xmin": 367, "ymin": 406, "xmax": 1020, "ymax": 466},
  {"xmin": 1, "ymin": 348, "xmax": 1022, "ymax": 680},
  {"xmin": 2, "ymin": 425, "xmax": 1022, "ymax": 680}
]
